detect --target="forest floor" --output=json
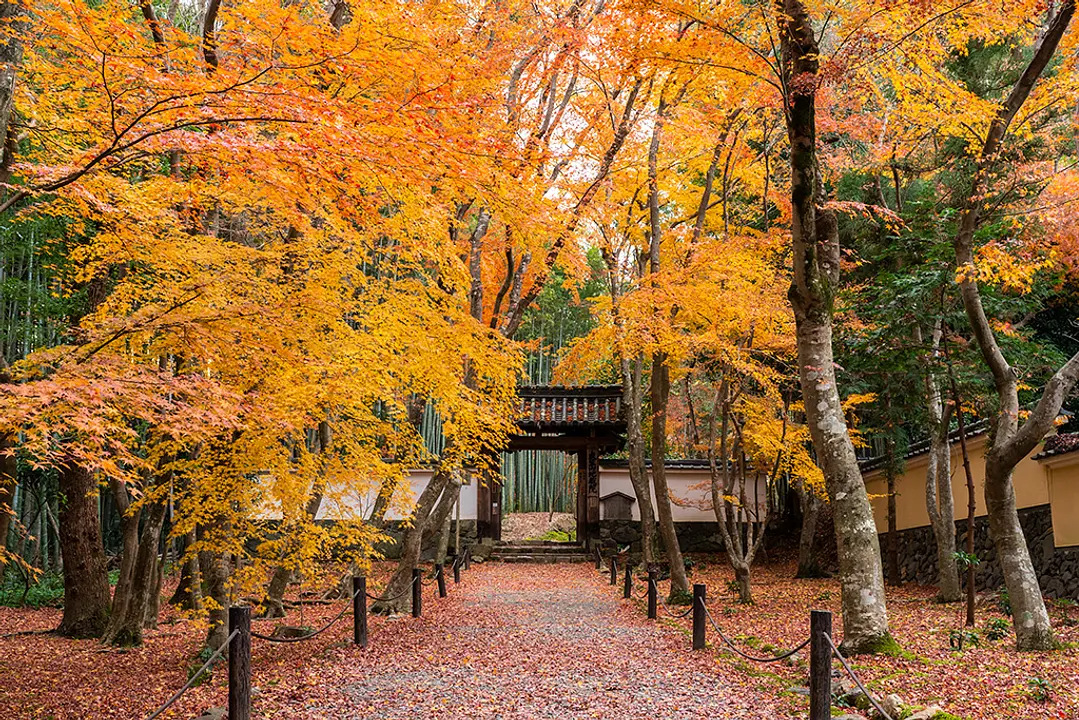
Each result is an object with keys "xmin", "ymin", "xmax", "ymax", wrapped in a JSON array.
[
  {"xmin": 653, "ymin": 557, "xmax": 1079, "ymax": 720},
  {"xmin": 2, "ymin": 558, "xmax": 1077, "ymax": 719},
  {"xmin": 2, "ymin": 562, "xmax": 788, "ymax": 719}
]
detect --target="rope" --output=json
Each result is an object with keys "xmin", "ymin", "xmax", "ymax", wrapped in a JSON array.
[
  {"xmin": 366, "ymin": 574, "xmax": 420, "ymax": 602},
  {"xmin": 251, "ymin": 587, "xmax": 361, "ymax": 643},
  {"xmin": 824, "ymin": 633, "xmax": 895, "ymax": 720},
  {"xmin": 701, "ymin": 601, "xmax": 809, "ymax": 663},
  {"xmin": 632, "ymin": 576, "xmax": 655, "ymax": 600},
  {"xmin": 367, "ymin": 550, "xmax": 465, "ymax": 604},
  {"xmin": 658, "ymin": 598, "xmax": 694, "ymax": 618},
  {"xmin": 144, "ymin": 629, "xmax": 239, "ymax": 720}
]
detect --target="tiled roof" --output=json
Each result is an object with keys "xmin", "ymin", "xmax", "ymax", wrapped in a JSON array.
[
  {"xmin": 1035, "ymin": 432, "xmax": 1079, "ymax": 460},
  {"xmin": 600, "ymin": 458, "xmax": 715, "ymax": 470},
  {"xmin": 859, "ymin": 419, "xmax": 991, "ymax": 473},
  {"xmin": 516, "ymin": 385, "xmax": 624, "ymax": 430}
]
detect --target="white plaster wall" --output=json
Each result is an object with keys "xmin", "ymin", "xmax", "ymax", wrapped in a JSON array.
[
  {"xmin": 598, "ymin": 467, "xmax": 766, "ymax": 522},
  {"xmin": 315, "ymin": 469, "xmax": 479, "ymax": 521}
]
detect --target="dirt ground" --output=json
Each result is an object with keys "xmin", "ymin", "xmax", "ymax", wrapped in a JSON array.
[{"xmin": 499, "ymin": 512, "xmax": 576, "ymax": 542}]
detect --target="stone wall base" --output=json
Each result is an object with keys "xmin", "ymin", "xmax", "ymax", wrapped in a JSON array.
[
  {"xmin": 882, "ymin": 504, "xmax": 1079, "ymax": 600},
  {"xmin": 597, "ymin": 519, "xmax": 728, "ymax": 554}
]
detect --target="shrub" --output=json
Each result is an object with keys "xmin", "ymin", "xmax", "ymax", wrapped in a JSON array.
[
  {"xmin": 1026, "ymin": 677, "xmax": 1052, "ymax": 703},
  {"xmin": 532, "ymin": 529, "xmax": 576, "ymax": 542},
  {"xmin": 1053, "ymin": 598, "xmax": 1077, "ymax": 627},
  {"xmin": 948, "ymin": 628, "xmax": 979, "ymax": 651},
  {"xmin": 0, "ymin": 569, "xmax": 64, "ymax": 608},
  {"xmin": 997, "ymin": 589, "xmax": 1012, "ymax": 617},
  {"xmin": 667, "ymin": 588, "xmax": 693, "ymax": 606},
  {"xmin": 984, "ymin": 617, "xmax": 1010, "ymax": 642}
]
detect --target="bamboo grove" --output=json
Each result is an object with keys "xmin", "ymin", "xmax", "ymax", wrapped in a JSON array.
[{"xmin": 0, "ymin": 0, "xmax": 1077, "ymax": 656}]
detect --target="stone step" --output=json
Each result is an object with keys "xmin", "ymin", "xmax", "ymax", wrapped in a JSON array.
[
  {"xmin": 491, "ymin": 553, "xmax": 593, "ymax": 563},
  {"xmin": 508, "ymin": 540, "xmax": 582, "ymax": 547},
  {"xmin": 491, "ymin": 545, "xmax": 585, "ymax": 555}
]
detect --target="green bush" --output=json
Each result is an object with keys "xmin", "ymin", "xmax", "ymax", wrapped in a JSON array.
[
  {"xmin": 997, "ymin": 589, "xmax": 1012, "ymax": 617},
  {"xmin": 529, "ymin": 529, "xmax": 576, "ymax": 542},
  {"xmin": 0, "ymin": 569, "xmax": 64, "ymax": 608},
  {"xmin": 1026, "ymin": 677, "xmax": 1053, "ymax": 703},
  {"xmin": 984, "ymin": 617, "xmax": 1010, "ymax": 642},
  {"xmin": 948, "ymin": 628, "xmax": 979, "ymax": 651}
]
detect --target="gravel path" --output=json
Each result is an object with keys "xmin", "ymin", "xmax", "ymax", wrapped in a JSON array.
[{"xmin": 257, "ymin": 563, "xmax": 787, "ymax": 719}]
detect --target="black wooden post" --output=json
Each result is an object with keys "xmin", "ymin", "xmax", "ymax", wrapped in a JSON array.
[
  {"xmin": 692, "ymin": 584, "xmax": 706, "ymax": 650},
  {"xmin": 594, "ymin": 544, "xmax": 602, "ymax": 570},
  {"xmin": 647, "ymin": 569, "xmax": 657, "ymax": 620},
  {"xmin": 623, "ymin": 563, "xmax": 632, "ymax": 599},
  {"xmin": 609, "ymin": 557, "xmax": 617, "ymax": 585},
  {"xmin": 464, "ymin": 547, "xmax": 471, "ymax": 570},
  {"xmin": 228, "ymin": 606, "xmax": 251, "ymax": 720},
  {"xmin": 353, "ymin": 576, "xmax": 367, "ymax": 648},
  {"xmin": 436, "ymin": 563, "xmax": 447, "ymax": 598},
  {"xmin": 809, "ymin": 609, "xmax": 832, "ymax": 720},
  {"xmin": 412, "ymin": 568, "xmax": 422, "ymax": 618},
  {"xmin": 448, "ymin": 551, "xmax": 460, "ymax": 584}
]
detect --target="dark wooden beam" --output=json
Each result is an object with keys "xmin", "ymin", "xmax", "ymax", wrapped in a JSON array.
[{"xmin": 506, "ymin": 434, "xmax": 622, "ymax": 451}]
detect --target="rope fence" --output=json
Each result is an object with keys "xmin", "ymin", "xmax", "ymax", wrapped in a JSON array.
[
  {"xmin": 142, "ymin": 545, "xmax": 472, "ymax": 720},
  {"xmin": 365, "ymin": 575, "xmax": 418, "ymax": 603},
  {"xmin": 700, "ymin": 602, "xmax": 809, "ymax": 662},
  {"xmin": 144, "ymin": 629, "xmax": 240, "ymax": 720},
  {"xmin": 823, "ymin": 632, "xmax": 895, "ymax": 720},
  {"xmin": 250, "ymin": 585, "xmax": 363, "ymax": 644},
  {"xmin": 608, "ymin": 553, "xmax": 898, "ymax": 720}
]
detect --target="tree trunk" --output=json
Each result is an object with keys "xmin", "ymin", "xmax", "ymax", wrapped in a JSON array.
[
  {"xmin": 144, "ymin": 547, "xmax": 163, "ymax": 629},
  {"xmin": 103, "ymin": 498, "xmax": 167, "ymax": 645},
  {"xmin": 0, "ymin": 432, "xmax": 16, "ymax": 569},
  {"xmin": 56, "ymin": 463, "xmax": 111, "ymax": 638},
  {"xmin": 169, "ymin": 530, "xmax": 201, "ymax": 610},
  {"xmin": 796, "ymin": 484, "xmax": 823, "ymax": 578},
  {"xmin": 885, "ymin": 438, "xmax": 901, "ymax": 586},
  {"xmin": 0, "ymin": 0, "xmax": 27, "ymax": 178},
  {"xmin": 370, "ymin": 466, "xmax": 453, "ymax": 614},
  {"xmin": 422, "ymin": 473, "xmax": 462, "ymax": 547},
  {"xmin": 781, "ymin": 0, "xmax": 890, "ymax": 653},
  {"xmin": 262, "ymin": 566, "xmax": 292, "ymax": 619},
  {"xmin": 985, "ymin": 458, "xmax": 1054, "ymax": 648},
  {"xmin": 435, "ymin": 498, "xmax": 453, "ymax": 565},
  {"xmin": 733, "ymin": 563, "xmax": 752, "ymax": 604},
  {"xmin": 108, "ymin": 479, "xmax": 140, "ymax": 627},
  {"xmin": 622, "ymin": 356, "xmax": 656, "ymax": 566},
  {"xmin": 650, "ymin": 352, "xmax": 688, "ymax": 598},
  {"xmin": 263, "ymin": 421, "xmax": 332, "ymax": 617},
  {"xmin": 200, "ymin": 541, "xmax": 230, "ymax": 650},
  {"xmin": 924, "ymin": 354, "xmax": 961, "ymax": 603},
  {"xmin": 606, "ymin": 235, "xmax": 656, "ymax": 567}
]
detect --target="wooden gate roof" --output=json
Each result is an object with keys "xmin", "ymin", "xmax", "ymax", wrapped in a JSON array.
[{"xmin": 516, "ymin": 385, "xmax": 625, "ymax": 433}]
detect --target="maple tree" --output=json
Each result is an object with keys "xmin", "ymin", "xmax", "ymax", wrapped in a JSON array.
[{"xmin": 830, "ymin": 0, "xmax": 1079, "ymax": 649}]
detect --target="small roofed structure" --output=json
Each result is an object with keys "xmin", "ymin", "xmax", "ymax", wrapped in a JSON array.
[{"xmin": 599, "ymin": 491, "xmax": 635, "ymax": 520}]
